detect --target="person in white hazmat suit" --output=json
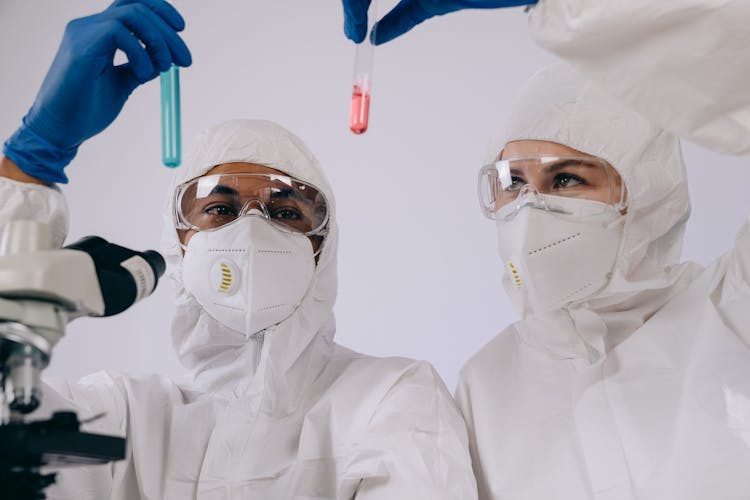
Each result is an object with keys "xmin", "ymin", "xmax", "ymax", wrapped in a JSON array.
[
  {"xmin": 456, "ymin": 61, "xmax": 750, "ymax": 500},
  {"xmin": 0, "ymin": 2, "xmax": 477, "ymax": 498}
]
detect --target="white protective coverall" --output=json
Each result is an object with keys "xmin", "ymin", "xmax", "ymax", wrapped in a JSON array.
[
  {"xmin": 456, "ymin": 63, "xmax": 750, "ymax": 500},
  {"xmin": 528, "ymin": 0, "xmax": 750, "ymax": 156},
  {"xmin": 1, "ymin": 119, "xmax": 477, "ymax": 499}
]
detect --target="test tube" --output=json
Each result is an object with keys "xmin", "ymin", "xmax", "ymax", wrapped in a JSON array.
[
  {"xmin": 350, "ymin": 0, "xmax": 378, "ymax": 135},
  {"xmin": 160, "ymin": 64, "xmax": 181, "ymax": 167}
]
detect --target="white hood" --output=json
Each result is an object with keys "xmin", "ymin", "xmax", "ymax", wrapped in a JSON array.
[
  {"xmin": 161, "ymin": 119, "xmax": 338, "ymax": 407},
  {"xmin": 493, "ymin": 63, "xmax": 702, "ymax": 363}
]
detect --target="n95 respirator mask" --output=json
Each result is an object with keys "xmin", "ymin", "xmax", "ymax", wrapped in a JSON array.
[
  {"xmin": 182, "ymin": 215, "xmax": 315, "ymax": 335},
  {"xmin": 495, "ymin": 194, "xmax": 624, "ymax": 316}
]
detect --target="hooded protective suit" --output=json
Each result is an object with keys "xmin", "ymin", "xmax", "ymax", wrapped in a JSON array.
[
  {"xmin": 0, "ymin": 119, "xmax": 477, "ymax": 499},
  {"xmin": 456, "ymin": 63, "xmax": 750, "ymax": 500}
]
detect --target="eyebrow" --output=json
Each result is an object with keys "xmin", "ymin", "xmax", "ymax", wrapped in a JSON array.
[
  {"xmin": 546, "ymin": 159, "xmax": 600, "ymax": 171},
  {"xmin": 207, "ymin": 184, "xmax": 239, "ymax": 197},
  {"xmin": 204, "ymin": 184, "xmax": 316, "ymax": 208},
  {"xmin": 270, "ymin": 188, "xmax": 315, "ymax": 207},
  {"xmin": 509, "ymin": 159, "xmax": 600, "ymax": 176},
  {"xmin": 270, "ymin": 188, "xmax": 294, "ymax": 199}
]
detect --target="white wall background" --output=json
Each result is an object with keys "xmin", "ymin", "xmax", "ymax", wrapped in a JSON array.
[{"xmin": 1, "ymin": 1, "xmax": 748, "ymax": 391}]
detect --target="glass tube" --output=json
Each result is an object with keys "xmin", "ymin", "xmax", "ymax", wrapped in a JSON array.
[
  {"xmin": 160, "ymin": 64, "xmax": 181, "ymax": 167},
  {"xmin": 350, "ymin": 0, "xmax": 378, "ymax": 135}
]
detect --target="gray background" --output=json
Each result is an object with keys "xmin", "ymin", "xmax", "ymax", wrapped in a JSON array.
[{"xmin": 1, "ymin": 0, "xmax": 748, "ymax": 391}]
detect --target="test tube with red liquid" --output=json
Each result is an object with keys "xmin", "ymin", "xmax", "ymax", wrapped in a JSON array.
[{"xmin": 350, "ymin": 0, "xmax": 378, "ymax": 134}]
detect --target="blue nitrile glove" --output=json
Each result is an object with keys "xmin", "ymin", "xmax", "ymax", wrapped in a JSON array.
[
  {"xmin": 343, "ymin": 0, "xmax": 537, "ymax": 45},
  {"xmin": 3, "ymin": 0, "xmax": 192, "ymax": 183}
]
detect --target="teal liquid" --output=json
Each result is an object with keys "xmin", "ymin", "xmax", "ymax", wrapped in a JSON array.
[{"xmin": 160, "ymin": 65, "xmax": 181, "ymax": 167}]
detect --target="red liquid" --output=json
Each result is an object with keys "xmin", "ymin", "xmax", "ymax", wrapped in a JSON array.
[{"xmin": 349, "ymin": 85, "xmax": 370, "ymax": 134}]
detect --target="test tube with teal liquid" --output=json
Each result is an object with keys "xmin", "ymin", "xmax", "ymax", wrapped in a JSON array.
[{"xmin": 160, "ymin": 64, "xmax": 181, "ymax": 167}]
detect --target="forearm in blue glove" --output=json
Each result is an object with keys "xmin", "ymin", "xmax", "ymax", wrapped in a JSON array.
[
  {"xmin": 3, "ymin": 0, "xmax": 192, "ymax": 184},
  {"xmin": 343, "ymin": 0, "xmax": 537, "ymax": 45}
]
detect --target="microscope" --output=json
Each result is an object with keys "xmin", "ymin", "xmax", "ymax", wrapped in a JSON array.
[{"xmin": 0, "ymin": 220, "xmax": 166, "ymax": 498}]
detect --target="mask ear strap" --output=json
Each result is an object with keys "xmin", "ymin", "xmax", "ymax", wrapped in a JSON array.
[
  {"xmin": 614, "ymin": 181, "xmax": 628, "ymax": 212},
  {"xmin": 310, "ymin": 225, "xmax": 329, "ymax": 259}
]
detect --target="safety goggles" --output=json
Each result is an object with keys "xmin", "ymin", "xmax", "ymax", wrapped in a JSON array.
[
  {"xmin": 174, "ymin": 173, "xmax": 330, "ymax": 236},
  {"xmin": 478, "ymin": 155, "xmax": 626, "ymax": 219}
]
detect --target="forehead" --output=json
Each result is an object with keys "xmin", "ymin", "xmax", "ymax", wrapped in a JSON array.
[
  {"xmin": 501, "ymin": 140, "xmax": 592, "ymax": 160},
  {"xmin": 184, "ymin": 162, "xmax": 295, "ymax": 198},
  {"xmin": 500, "ymin": 140, "xmax": 623, "ymax": 181},
  {"xmin": 203, "ymin": 162, "xmax": 288, "ymax": 177}
]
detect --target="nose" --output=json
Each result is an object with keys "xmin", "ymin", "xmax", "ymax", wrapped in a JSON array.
[
  {"xmin": 518, "ymin": 184, "xmax": 540, "ymax": 198},
  {"xmin": 240, "ymin": 199, "xmax": 270, "ymax": 219},
  {"xmin": 517, "ymin": 183, "xmax": 549, "ymax": 209},
  {"xmin": 502, "ymin": 183, "xmax": 551, "ymax": 221}
]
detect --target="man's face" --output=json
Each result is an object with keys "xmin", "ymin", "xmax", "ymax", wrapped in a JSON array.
[{"xmin": 178, "ymin": 162, "xmax": 324, "ymax": 254}]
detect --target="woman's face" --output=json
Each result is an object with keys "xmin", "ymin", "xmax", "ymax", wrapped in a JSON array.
[
  {"xmin": 178, "ymin": 162, "xmax": 324, "ymax": 253},
  {"xmin": 500, "ymin": 140, "xmax": 625, "ymax": 207}
]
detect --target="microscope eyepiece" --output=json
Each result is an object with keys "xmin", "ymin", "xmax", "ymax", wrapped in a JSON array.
[{"xmin": 64, "ymin": 237, "xmax": 166, "ymax": 317}]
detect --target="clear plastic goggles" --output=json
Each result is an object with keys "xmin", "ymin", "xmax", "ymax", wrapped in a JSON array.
[
  {"xmin": 174, "ymin": 173, "xmax": 329, "ymax": 236},
  {"xmin": 478, "ymin": 155, "xmax": 625, "ymax": 219}
]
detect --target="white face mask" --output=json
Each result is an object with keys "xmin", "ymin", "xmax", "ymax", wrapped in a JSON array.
[
  {"xmin": 182, "ymin": 216, "xmax": 316, "ymax": 335},
  {"xmin": 495, "ymin": 194, "xmax": 624, "ymax": 316}
]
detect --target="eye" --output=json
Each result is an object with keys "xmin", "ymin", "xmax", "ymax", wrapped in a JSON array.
[
  {"xmin": 554, "ymin": 173, "xmax": 584, "ymax": 188},
  {"xmin": 505, "ymin": 176, "xmax": 526, "ymax": 191},
  {"xmin": 272, "ymin": 208, "xmax": 302, "ymax": 220},
  {"xmin": 204, "ymin": 204, "xmax": 237, "ymax": 217}
]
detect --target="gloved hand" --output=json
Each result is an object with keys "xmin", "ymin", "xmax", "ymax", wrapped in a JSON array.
[
  {"xmin": 343, "ymin": 0, "xmax": 537, "ymax": 45},
  {"xmin": 2, "ymin": 0, "xmax": 192, "ymax": 184}
]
